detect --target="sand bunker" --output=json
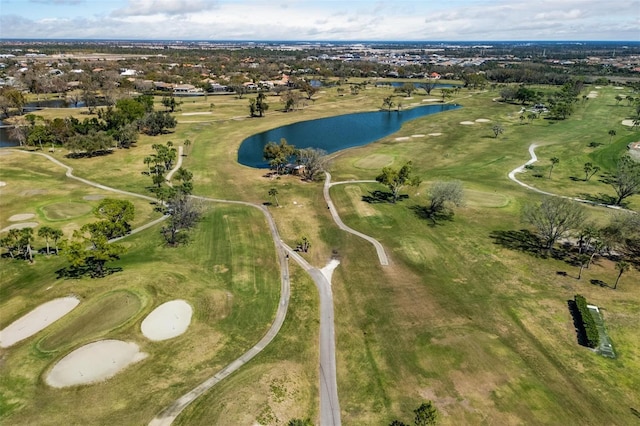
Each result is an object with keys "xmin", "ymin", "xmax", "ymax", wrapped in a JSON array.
[
  {"xmin": 475, "ymin": 118, "xmax": 491, "ymax": 123},
  {"xmin": 8, "ymin": 213, "xmax": 36, "ymax": 222},
  {"xmin": 587, "ymin": 91, "xmax": 598, "ymax": 98},
  {"xmin": 320, "ymin": 259, "xmax": 340, "ymax": 282},
  {"xmin": 46, "ymin": 340, "xmax": 147, "ymax": 388},
  {"xmin": 82, "ymin": 194, "xmax": 105, "ymax": 201},
  {"xmin": 614, "ymin": 86, "xmax": 624, "ymax": 89},
  {"xmin": 0, "ymin": 297, "xmax": 80, "ymax": 348},
  {"xmin": 0, "ymin": 181, "xmax": 6, "ymax": 187},
  {"xmin": 460, "ymin": 121, "xmax": 475, "ymax": 125},
  {"xmin": 395, "ymin": 137, "xmax": 410, "ymax": 141},
  {"xmin": 622, "ymin": 119, "xmax": 637, "ymax": 127},
  {"xmin": 1, "ymin": 222, "xmax": 38, "ymax": 233},
  {"xmin": 422, "ymin": 98, "xmax": 440, "ymax": 102},
  {"xmin": 182, "ymin": 112, "xmax": 212, "ymax": 116},
  {"xmin": 411, "ymin": 134, "xmax": 426, "ymax": 138},
  {"xmin": 141, "ymin": 300, "xmax": 192, "ymax": 341},
  {"xmin": 428, "ymin": 133, "xmax": 443, "ymax": 136}
]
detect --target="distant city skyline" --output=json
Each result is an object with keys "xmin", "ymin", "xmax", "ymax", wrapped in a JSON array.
[{"xmin": 1, "ymin": 0, "xmax": 638, "ymax": 42}]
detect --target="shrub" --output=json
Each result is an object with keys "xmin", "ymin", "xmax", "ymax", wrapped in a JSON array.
[{"xmin": 574, "ymin": 294, "xmax": 600, "ymax": 348}]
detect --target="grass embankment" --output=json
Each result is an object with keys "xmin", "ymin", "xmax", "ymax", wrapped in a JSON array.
[{"xmin": 2, "ymin": 82, "xmax": 639, "ymax": 424}]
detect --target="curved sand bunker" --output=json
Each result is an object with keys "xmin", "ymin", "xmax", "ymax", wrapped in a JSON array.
[
  {"xmin": 0, "ymin": 222, "xmax": 38, "ymax": 233},
  {"xmin": 0, "ymin": 297, "xmax": 80, "ymax": 348},
  {"xmin": 8, "ymin": 213, "xmax": 36, "ymax": 222},
  {"xmin": 141, "ymin": 300, "xmax": 193, "ymax": 341},
  {"xmin": 46, "ymin": 340, "xmax": 147, "ymax": 388},
  {"xmin": 622, "ymin": 119, "xmax": 637, "ymax": 127}
]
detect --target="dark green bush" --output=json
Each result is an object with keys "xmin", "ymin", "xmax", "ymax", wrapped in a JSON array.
[{"xmin": 575, "ymin": 294, "xmax": 600, "ymax": 348}]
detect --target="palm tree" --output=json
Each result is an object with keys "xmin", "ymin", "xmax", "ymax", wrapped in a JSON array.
[
  {"xmin": 51, "ymin": 228, "xmax": 63, "ymax": 255},
  {"xmin": 183, "ymin": 139, "xmax": 191, "ymax": 156},
  {"xmin": 587, "ymin": 240, "xmax": 604, "ymax": 268},
  {"xmin": 268, "ymin": 187, "xmax": 279, "ymax": 207},
  {"xmin": 38, "ymin": 226, "xmax": 54, "ymax": 255},
  {"xmin": 549, "ymin": 157, "xmax": 559, "ymax": 179},
  {"xmin": 608, "ymin": 129, "xmax": 616, "ymax": 143},
  {"xmin": 613, "ymin": 260, "xmax": 630, "ymax": 289}
]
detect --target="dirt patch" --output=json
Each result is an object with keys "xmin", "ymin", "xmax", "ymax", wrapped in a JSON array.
[
  {"xmin": 320, "ymin": 259, "xmax": 340, "ymax": 282},
  {"xmin": 8, "ymin": 213, "xmax": 36, "ymax": 222},
  {"xmin": 45, "ymin": 340, "xmax": 147, "ymax": 388},
  {"xmin": 1, "ymin": 222, "xmax": 38, "ymax": 233},
  {"xmin": 141, "ymin": 300, "xmax": 193, "ymax": 341},
  {"xmin": 82, "ymin": 194, "xmax": 105, "ymax": 201},
  {"xmin": 0, "ymin": 297, "xmax": 80, "ymax": 348}
]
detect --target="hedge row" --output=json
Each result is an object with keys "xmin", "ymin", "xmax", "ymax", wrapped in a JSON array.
[{"xmin": 575, "ymin": 294, "xmax": 600, "ymax": 348}]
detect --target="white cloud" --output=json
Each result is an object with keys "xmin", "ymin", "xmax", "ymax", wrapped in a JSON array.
[{"xmin": 111, "ymin": 0, "xmax": 218, "ymax": 17}]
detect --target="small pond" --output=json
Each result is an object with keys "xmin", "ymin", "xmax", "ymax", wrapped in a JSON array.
[{"xmin": 238, "ymin": 103, "xmax": 460, "ymax": 168}]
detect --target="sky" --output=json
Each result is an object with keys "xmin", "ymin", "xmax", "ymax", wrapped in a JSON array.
[{"xmin": 0, "ymin": 0, "xmax": 639, "ymax": 41}]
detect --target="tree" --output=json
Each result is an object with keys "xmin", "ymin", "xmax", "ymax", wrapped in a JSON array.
[
  {"xmin": 418, "ymin": 79, "xmax": 438, "ymax": 95},
  {"xmin": 161, "ymin": 193, "xmax": 202, "ymax": 246},
  {"xmin": 614, "ymin": 261, "xmax": 630, "ymax": 289},
  {"xmin": 94, "ymin": 199, "xmax": 135, "ymax": 239},
  {"xmin": 587, "ymin": 240, "xmax": 604, "ymax": 268},
  {"xmin": 66, "ymin": 227, "xmax": 125, "ymax": 277},
  {"xmin": 38, "ymin": 226, "xmax": 62, "ymax": 255},
  {"xmin": 139, "ymin": 111, "xmax": 177, "ymax": 136},
  {"xmin": 523, "ymin": 197, "xmax": 586, "ymax": 251},
  {"xmin": 583, "ymin": 162, "xmax": 600, "ymax": 181},
  {"xmin": 608, "ymin": 129, "xmax": 616, "ymax": 143},
  {"xmin": 268, "ymin": 187, "xmax": 279, "ymax": 207},
  {"xmin": 249, "ymin": 91, "xmax": 269, "ymax": 117},
  {"xmin": 440, "ymin": 88, "xmax": 452, "ymax": 102},
  {"xmin": 281, "ymin": 90, "xmax": 303, "ymax": 111},
  {"xmin": 606, "ymin": 155, "xmax": 640, "ymax": 205},
  {"xmin": 296, "ymin": 147, "xmax": 328, "ymax": 181},
  {"xmin": 396, "ymin": 82, "xmax": 415, "ymax": 97},
  {"xmin": 297, "ymin": 80, "xmax": 318, "ymax": 100},
  {"xmin": 183, "ymin": 139, "xmax": 191, "ymax": 156},
  {"xmin": 492, "ymin": 124, "xmax": 504, "ymax": 138},
  {"xmin": 382, "ymin": 96, "xmax": 394, "ymax": 111},
  {"xmin": 376, "ymin": 161, "xmax": 421, "ymax": 203},
  {"xmin": 414, "ymin": 401, "xmax": 438, "ymax": 426},
  {"xmin": 428, "ymin": 180, "xmax": 465, "ymax": 215},
  {"xmin": 548, "ymin": 157, "xmax": 559, "ymax": 179},
  {"xmin": 577, "ymin": 254, "xmax": 590, "ymax": 280},
  {"xmin": 263, "ymin": 138, "xmax": 296, "ymax": 174},
  {"xmin": 389, "ymin": 421, "xmax": 409, "ymax": 426},
  {"xmin": 297, "ymin": 236, "xmax": 311, "ymax": 253},
  {"xmin": 0, "ymin": 228, "xmax": 34, "ymax": 261}
]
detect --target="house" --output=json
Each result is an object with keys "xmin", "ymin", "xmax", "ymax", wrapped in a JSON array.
[
  {"xmin": 173, "ymin": 84, "xmax": 203, "ymax": 96},
  {"xmin": 429, "ymin": 72, "xmax": 441, "ymax": 79}
]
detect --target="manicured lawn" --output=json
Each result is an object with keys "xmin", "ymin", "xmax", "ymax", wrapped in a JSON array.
[{"xmin": 2, "ymin": 81, "xmax": 639, "ymax": 425}]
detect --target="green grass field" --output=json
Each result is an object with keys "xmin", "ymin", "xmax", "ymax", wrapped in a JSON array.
[{"xmin": 1, "ymin": 81, "xmax": 639, "ymax": 425}]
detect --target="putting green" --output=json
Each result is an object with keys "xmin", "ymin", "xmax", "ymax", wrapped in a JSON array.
[
  {"xmin": 465, "ymin": 189, "xmax": 509, "ymax": 208},
  {"xmin": 38, "ymin": 290, "xmax": 143, "ymax": 352},
  {"xmin": 353, "ymin": 154, "xmax": 394, "ymax": 170},
  {"xmin": 40, "ymin": 201, "xmax": 93, "ymax": 220}
]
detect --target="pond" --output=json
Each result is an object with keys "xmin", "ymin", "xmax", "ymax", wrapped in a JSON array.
[
  {"xmin": 0, "ymin": 120, "xmax": 18, "ymax": 147},
  {"xmin": 238, "ymin": 103, "xmax": 460, "ymax": 168}
]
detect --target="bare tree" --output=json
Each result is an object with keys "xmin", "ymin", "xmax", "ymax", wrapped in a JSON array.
[{"xmin": 523, "ymin": 197, "xmax": 585, "ymax": 251}]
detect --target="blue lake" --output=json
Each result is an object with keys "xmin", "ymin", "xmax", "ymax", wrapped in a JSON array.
[{"xmin": 238, "ymin": 103, "xmax": 461, "ymax": 168}]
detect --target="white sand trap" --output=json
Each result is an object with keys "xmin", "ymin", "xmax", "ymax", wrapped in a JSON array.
[
  {"xmin": 428, "ymin": 132, "xmax": 442, "ymax": 136},
  {"xmin": 411, "ymin": 134, "xmax": 426, "ymax": 138},
  {"xmin": 0, "ymin": 181, "xmax": 6, "ymax": 187},
  {"xmin": 46, "ymin": 340, "xmax": 147, "ymax": 388},
  {"xmin": 395, "ymin": 137, "xmax": 410, "ymax": 141},
  {"xmin": 422, "ymin": 98, "xmax": 440, "ymax": 102},
  {"xmin": 83, "ymin": 194, "xmax": 105, "ymax": 201},
  {"xmin": 587, "ymin": 92, "xmax": 598, "ymax": 98},
  {"xmin": 181, "ymin": 112, "xmax": 212, "ymax": 116},
  {"xmin": 141, "ymin": 300, "xmax": 192, "ymax": 341},
  {"xmin": 595, "ymin": 86, "xmax": 603, "ymax": 89},
  {"xmin": 0, "ymin": 297, "xmax": 80, "ymax": 348},
  {"xmin": 614, "ymin": 86, "xmax": 624, "ymax": 89},
  {"xmin": 460, "ymin": 121, "xmax": 475, "ymax": 125},
  {"xmin": 320, "ymin": 259, "xmax": 340, "ymax": 282},
  {"xmin": 1, "ymin": 222, "xmax": 38, "ymax": 233},
  {"xmin": 8, "ymin": 213, "xmax": 36, "ymax": 222},
  {"xmin": 622, "ymin": 120, "xmax": 636, "ymax": 127},
  {"xmin": 475, "ymin": 118, "xmax": 491, "ymax": 123}
]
